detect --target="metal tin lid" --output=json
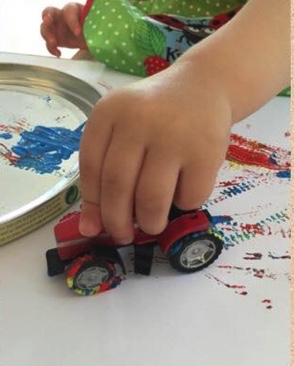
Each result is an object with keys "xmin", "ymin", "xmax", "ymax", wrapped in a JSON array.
[{"xmin": 0, "ymin": 63, "xmax": 101, "ymax": 245}]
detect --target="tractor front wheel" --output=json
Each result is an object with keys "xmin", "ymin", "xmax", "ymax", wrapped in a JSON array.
[{"xmin": 66, "ymin": 255, "xmax": 122, "ymax": 296}]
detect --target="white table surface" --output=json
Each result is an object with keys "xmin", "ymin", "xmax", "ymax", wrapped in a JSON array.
[{"xmin": 0, "ymin": 52, "xmax": 291, "ymax": 366}]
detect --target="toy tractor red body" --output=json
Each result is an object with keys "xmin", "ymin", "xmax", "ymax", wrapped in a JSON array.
[{"xmin": 46, "ymin": 206, "xmax": 223, "ymax": 296}]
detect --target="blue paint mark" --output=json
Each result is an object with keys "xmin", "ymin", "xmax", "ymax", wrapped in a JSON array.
[
  {"xmin": 168, "ymin": 241, "xmax": 183, "ymax": 257},
  {"xmin": 168, "ymin": 231, "xmax": 211, "ymax": 256},
  {"xmin": 211, "ymin": 215, "xmax": 233, "ymax": 225},
  {"xmin": 276, "ymin": 170, "xmax": 290, "ymax": 179},
  {"xmin": 0, "ymin": 133, "xmax": 12, "ymax": 140},
  {"xmin": 269, "ymin": 156, "xmax": 277, "ymax": 166},
  {"xmin": 43, "ymin": 95, "xmax": 52, "ymax": 103},
  {"xmin": 11, "ymin": 122, "xmax": 86, "ymax": 174}
]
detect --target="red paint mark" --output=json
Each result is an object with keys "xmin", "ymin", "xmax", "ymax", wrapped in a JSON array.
[
  {"xmin": 284, "ymin": 131, "xmax": 290, "ymax": 137},
  {"xmin": 226, "ymin": 284, "xmax": 245, "ymax": 289},
  {"xmin": 208, "ymin": 272, "xmax": 279, "ymax": 310},
  {"xmin": 227, "ymin": 133, "xmax": 290, "ymax": 171},
  {"xmin": 217, "ymin": 177, "xmax": 244, "ymax": 187},
  {"xmin": 217, "ymin": 265, "xmax": 276, "ymax": 280},
  {"xmin": 241, "ymin": 223, "xmax": 265, "ymax": 235},
  {"xmin": 253, "ymin": 269, "xmax": 265, "ymax": 279},
  {"xmin": 277, "ymin": 228, "xmax": 291, "ymax": 238},
  {"xmin": 243, "ymin": 252, "xmax": 263, "ymax": 260},
  {"xmin": 218, "ymin": 180, "xmax": 237, "ymax": 187},
  {"xmin": 262, "ymin": 299, "xmax": 273, "ymax": 310},
  {"xmin": 0, "ymin": 143, "xmax": 18, "ymax": 163},
  {"xmin": 268, "ymin": 252, "xmax": 291, "ymax": 260},
  {"xmin": 0, "ymin": 121, "xmax": 27, "ymax": 134},
  {"xmin": 206, "ymin": 273, "xmax": 246, "ymax": 294}
]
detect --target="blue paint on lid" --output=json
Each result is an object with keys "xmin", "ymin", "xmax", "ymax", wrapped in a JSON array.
[
  {"xmin": 11, "ymin": 122, "xmax": 86, "ymax": 174},
  {"xmin": 0, "ymin": 132, "xmax": 13, "ymax": 140}
]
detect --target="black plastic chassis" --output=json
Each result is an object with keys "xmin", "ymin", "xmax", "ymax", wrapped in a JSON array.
[{"xmin": 46, "ymin": 242, "xmax": 157, "ymax": 277}]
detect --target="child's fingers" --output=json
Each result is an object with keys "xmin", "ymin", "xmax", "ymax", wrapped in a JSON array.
[
  {"xmin": 99, "ymin": 134, "xmax": 145, "ymax": 244},
  {"xmin": 79, "ymin": 201, "xmax": 102, "ymax": 237},
  {"xmin": 173, "ymin": 164, "xmax": 221, "ymax": 210},
  {"xmin": 135, "ymin": 153, "xmax": 179, "ymax": 235},
  {"xmin": 45, "ymin": 41, "xmax": 61, "ymax": 57},
  {"xmin": 40, "ymin": 7, "xmax": 60, "ymax": 50},
  {"xmin": 63, "ymin": 3, "xmax": 83, "ymax": 36},
  {"xmin": 40, "ymin": 21, "xmax": 61, "ymax": 56},
  {"xmin": 40, "ymin": 17, "xmax": 54, "ymax": 42},
  {"xmin": 78, "ymin": 103, "xmax": 113, "ymax": 237},
  {"xmin": 41, "ymin": 6, "xmax": 60, "ymax": 23}
]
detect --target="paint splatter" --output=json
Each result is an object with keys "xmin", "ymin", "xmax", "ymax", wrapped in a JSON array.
[
  {"xmin": 243, "ymin": 253, "xmax": 263, "ymax": 260},
  {"xmin": 226, "ymin": 133, "xmax": 290, "ymax": 171},
  {"xmin": 206, "ymin": 267, "xmax": 285, "ymax": 309},
  {"xmin": 55, "ymin": 114, "xmax": 70, "ymax": 123},
  {"xmin": 262, "ymin": 299, "xmax": 273, "ymax": 310},
  {"xmin": 0, "ymin": 132, "xmax": 12, "ymax": 140},
  {"xmin": 275, "ymin": 170, "xmax": 290, "ymax": 179},
  {"xmin": 3, "ymin": 123, "xmax": 85, "ymax": 174},
  {"xmin": 42, "ymin": 95, "xmax": 52, "ymax": 103},
  {"xmin": 205, "ymin": 273, "xmax": 247, "ymax": 295},
  {"xmin": 211, "ymin": 210, "xmax": 289, "ymax": 248},
  {"xmin": 268, "ymin": 252, "xmax": 291, "ymax": 260},
  {"xmin": 217, "ymin": 265, "xmax": 277, "ymax": 280},
  {"xmin": 204, "ymin": 171, "xmax": 271, "ymax": 208},
  {"xmin": 0, "ymin": 120, "xmax": 28, "ymax": 134},
  {"xmin": 216, "ymin": 176, "xmax": 245, "ymax": 188},
  {"xmin": 0, "ymin": 143, "xmax": 18, "ymax": 163}
]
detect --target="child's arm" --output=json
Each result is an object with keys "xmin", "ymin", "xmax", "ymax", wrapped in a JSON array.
[
  {"xmin": 40, "ymin": 3, "xmax": 87, "ymax": 57},
  {"xmin": 78, "ymin": 0, "xmax": 290, "ymax": 243},
  {"xmin": 179, "ymin": 0, "xmax": 290, "ymax": 123}
]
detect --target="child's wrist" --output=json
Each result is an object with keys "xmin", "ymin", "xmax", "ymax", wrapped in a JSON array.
[{"xmin": 173, "ymin": 53, "xmax": 235, "ymax": 129}]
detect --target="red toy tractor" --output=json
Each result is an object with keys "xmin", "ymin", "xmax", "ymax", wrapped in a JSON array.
[{"xmin": 46, "ymin": 206, "xmax": 223, "ymax": 296}]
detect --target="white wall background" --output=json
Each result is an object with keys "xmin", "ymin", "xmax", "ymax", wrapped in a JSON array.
[{"xmin": 0, "ymin": 0, "xmax": 76, "ymax": 58}]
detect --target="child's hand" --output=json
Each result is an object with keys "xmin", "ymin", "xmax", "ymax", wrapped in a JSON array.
[
  {"xmin": 78, "ymin": 63, "xmax": 232, "ymax": 243},
  {"xmin": 78, "ymin": 0, "xmax": 289, "ymax": 244},
  {"xmin": 40, "ymin": 3, "xmax": 87, "ymax": 57}
]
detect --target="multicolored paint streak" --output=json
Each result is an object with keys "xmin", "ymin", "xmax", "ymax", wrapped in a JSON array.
[
  {"xmin": 199, "ymin": 133, "xmax": 289, "ymax": 311},
  {"xmin": 211, "ymin": 210, "xmax": 290, "ymax": 248},
  {"xmin": 0, "ymin": 122, "xmax": 85, "ymax": 174},
  {"xmin": 204, "ymin": 171, "xmax": 289, "ymax": 209},
  {"xmin": 226, "ymin": 133, "xmax": 290, "ymax": 171}
]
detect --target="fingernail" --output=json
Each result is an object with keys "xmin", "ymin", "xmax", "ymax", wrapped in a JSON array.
[{"xmin": 79, "ymin": 218, "xmax": 100, "ymax": 237}]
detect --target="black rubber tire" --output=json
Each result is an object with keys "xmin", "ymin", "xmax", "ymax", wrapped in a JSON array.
[{"xmin": 168, "ymin": 233, "xmax": 223, "ymax": 273}]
